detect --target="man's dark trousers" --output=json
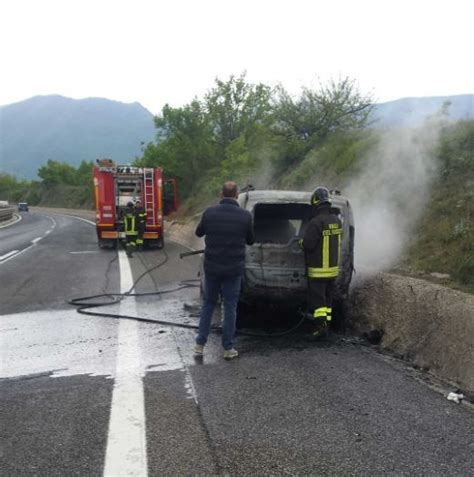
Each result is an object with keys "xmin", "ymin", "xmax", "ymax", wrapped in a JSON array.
[{"xmin": 196, "ymin": 273, "xmax": 242, "ymax": 350}]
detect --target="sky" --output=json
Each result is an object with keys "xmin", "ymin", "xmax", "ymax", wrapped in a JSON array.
[{"xmin": 0, "ymin": 0, "xmax": 473, "ymax": 114}]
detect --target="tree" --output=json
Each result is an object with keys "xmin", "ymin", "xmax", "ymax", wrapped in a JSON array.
[
  {"xmin": 38, "ymin": 160, "xmax": 79, "ymax": 186},
  {"xmin": 136, "ymin": 100, "xmax": 218, "ymax": 196},
  {"xmin": 273, "ymin": 77, "xmax": 374, "ymax": 167},
  {"xmin": 76, "ymin": 160, "xmax": 94, "ymax": 186},
  {"xmin": 205, "ymin": 73, "xmax": 273, "ymax": 150}
]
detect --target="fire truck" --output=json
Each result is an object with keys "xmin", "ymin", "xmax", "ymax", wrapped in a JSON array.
[{"xmin": 93, "ymin": 159, "xmax": 177, "ymax": 248}]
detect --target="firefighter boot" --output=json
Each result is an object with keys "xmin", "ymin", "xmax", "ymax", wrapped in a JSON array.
[{"xmin": 312, "ymin": 319, "xmax": 329, "ymax": 339}]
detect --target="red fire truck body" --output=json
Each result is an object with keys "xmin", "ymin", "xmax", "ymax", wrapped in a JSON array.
[{"xmin": 93, "ymin": 160, "xmax": 177, "ymax": 248}]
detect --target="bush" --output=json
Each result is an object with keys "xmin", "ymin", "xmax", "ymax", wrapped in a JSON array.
[{"xmin": 455, "ymin": 254, "xmax": 474, "ymax": 285}]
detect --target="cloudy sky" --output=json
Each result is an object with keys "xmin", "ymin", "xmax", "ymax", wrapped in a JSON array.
[{"xmin": 1, "ymin": 0, "xmax": 472, "ymax": 114}]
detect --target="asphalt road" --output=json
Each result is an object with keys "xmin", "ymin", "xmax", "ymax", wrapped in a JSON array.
[{"xmin": 1, "ymin": 211, "xmax": 473, "ymax": 476}]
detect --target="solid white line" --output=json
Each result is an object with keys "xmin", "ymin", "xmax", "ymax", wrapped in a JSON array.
[
  {"xmin": 36, "ymin": 212, "xmax": 95, "ymax": 227},
  {"xmin": 104, "ymin": 250, "xmax": 148, "ymax": 477},
  {"xmin": 31, "ymin": 237, "xmax": 42, "ymax": 244},
  {"xmin": 69, "ymin": 251, "xmax": 99, "ymax": 254},
  {"xmin": 0, "ymin": 250, "xmax": 19, "ymax": 261},
  {"xmin": 65, "ymin": 215, "xmax": 96, "ymax": 226}
]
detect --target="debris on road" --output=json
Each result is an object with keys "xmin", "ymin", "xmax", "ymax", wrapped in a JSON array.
[{"xmin": 447, "ymin": 391, "xmax": 465, "ymax": 403}]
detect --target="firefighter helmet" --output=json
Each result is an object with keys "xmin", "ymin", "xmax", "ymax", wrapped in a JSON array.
[
  {"xmin": 126, "ymin": 201, "xmax": 134, "ymax": 208},
  {"xmin": 310, "ymin": 186, "xmax": 331, "ymax": 206}
]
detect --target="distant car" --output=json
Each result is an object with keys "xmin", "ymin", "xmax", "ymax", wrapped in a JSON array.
[{"xmin": 18, "ymin": 202, "xmax": 29, "ymax": 212}]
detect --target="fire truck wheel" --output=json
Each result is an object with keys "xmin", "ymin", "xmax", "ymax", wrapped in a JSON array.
[
  {"xmin": 98, "ymin": 239, "xmax": 117, "ymax": 249},
  {"xmin": 148, "ymin": 237, "xmax": 164, "ymax": 249}
]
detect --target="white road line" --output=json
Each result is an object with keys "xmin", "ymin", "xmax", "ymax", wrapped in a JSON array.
[
  {"xmin": 104, "ymin": 250, "xmax": 148, "ymax": 477},
  {"xmin": 0, "ymin": 215, "xmax": 57, "ymax": 266},
  {"xmin": 0, "ymin": 250, "xmax": 19, "ymax": 261},
  {"xmin": 65, "ymin": 215, "xmax": 96, "ymax": 226},
  {"xmin": 69, "ymin": 251, "xmax": 99, "ymax": 254}
]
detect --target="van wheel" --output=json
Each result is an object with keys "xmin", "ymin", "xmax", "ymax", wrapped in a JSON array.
[
  {"xmin": 148, "ymin": 237, "xmax": 164, "ymax": 249},
  {"xmin": 236, "ymin": 301, "xmax": 254, "ymax": 327}
]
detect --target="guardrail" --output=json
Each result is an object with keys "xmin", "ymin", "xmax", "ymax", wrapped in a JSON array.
[{"xmin": 0, "ymin": 207, "xmax": 14, "ymax": 222}]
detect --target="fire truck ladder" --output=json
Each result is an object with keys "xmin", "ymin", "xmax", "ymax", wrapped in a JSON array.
[{"xmin": 143, "ymin": 168, "xmax": 156, "ymax": 226}]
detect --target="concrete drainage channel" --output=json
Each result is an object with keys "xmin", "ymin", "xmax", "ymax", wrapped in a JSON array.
[
  {"xmin": 29, "ymin": 208, "xmax": 474, "ymax": 396},
  {"xmin": 348, "ymin": 272, "xmax": 474, "ymax": 396}
]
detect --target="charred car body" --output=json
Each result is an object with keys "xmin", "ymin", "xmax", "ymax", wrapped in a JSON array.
[{"xmin": 237, "ymin": 189, "xmax": 355, "ymax": 323}]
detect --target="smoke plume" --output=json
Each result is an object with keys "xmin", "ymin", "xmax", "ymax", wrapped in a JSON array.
[{"xmin": 347, "ymin": 123, "xmax": 441, "ymax": 273}]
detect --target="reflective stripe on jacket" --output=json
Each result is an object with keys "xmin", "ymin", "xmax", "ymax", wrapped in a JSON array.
[
  {"xmin": 301, "ymin": 204, "xmax": 342, "ymax": 279},
  {"xmin": 124, "ymin": 213, "xmax": 138, "ymax": 236}
]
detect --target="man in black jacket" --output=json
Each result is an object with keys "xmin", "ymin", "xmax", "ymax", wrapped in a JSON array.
[
  {"xmin": 195, "ymin": 181, "xmax": 255, "ymax": 359},
  {"xmin": 301, "ymin": 186, "xmax": 342, "ymax": 336}
]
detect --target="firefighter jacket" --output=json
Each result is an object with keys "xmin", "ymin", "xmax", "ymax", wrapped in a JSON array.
[
  {"xmin": 135, "ymin": 206, "xmax": 146, "ymax": 232},
  {"xmin": 123, "ymin": 207, "xmax": 138, "ymax": 236},
  {"xmin": 301, "ymin": 203, "xmax": 342, "ymax": 279}
]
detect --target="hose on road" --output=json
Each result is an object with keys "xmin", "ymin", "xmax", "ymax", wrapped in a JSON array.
[{"xmin": 68, "ymin": 248, "xmax": 306, "ymax": 338}]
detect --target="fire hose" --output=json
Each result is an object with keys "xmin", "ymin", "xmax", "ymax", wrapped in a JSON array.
[{"xmin": 69, "ymin": 248, "xmax": 306, "ymax": 337}]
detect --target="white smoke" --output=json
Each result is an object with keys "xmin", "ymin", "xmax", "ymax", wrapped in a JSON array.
[{"xmin": 347, "ymin": 123, "xmax": 441, "ymax": 273}]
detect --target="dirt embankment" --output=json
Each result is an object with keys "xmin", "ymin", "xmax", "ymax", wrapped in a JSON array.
[{"xmin": 33, "ymin": 208, "xmax": 474, "ymax": 394}]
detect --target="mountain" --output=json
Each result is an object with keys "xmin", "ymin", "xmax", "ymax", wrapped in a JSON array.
[
  {"xmin": 0, "ymin": 95, "xmax": 156, "ymax": 179},
  {"xmin": 371, "ymin": 94, "xmax": 474, "ymax": 127}
]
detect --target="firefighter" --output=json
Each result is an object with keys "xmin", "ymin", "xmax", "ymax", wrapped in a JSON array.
[
  {"xmin": 134, "ymin": 199, "xmax": 146, "ymax": 250},
  {"xmin": 123, "ymin": 201, "xmax": 138, "ymax": 257},
  {"xmin": 300, "ymin": 186, "xmax": 343, "ymax": 337}
]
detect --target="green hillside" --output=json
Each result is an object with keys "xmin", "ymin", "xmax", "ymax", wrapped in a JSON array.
[
  {"xmin": 403, "ymin": 121, "xmax": 474, "ymax": 290},
  {"xmin": 1, "ymin": 77, "xmax": 472, "ymax": 291}
]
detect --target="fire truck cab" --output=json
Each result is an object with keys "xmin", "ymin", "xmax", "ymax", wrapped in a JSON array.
[{"xmin": 93, "ymin": 159, "xmax": 177, "ymax": 249}]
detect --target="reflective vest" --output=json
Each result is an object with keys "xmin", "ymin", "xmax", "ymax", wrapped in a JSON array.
[
  {"xmin": 301, "ymin": 204, "xmax": 342, "ymax": 279},
  {"xmin": 124, "ymin": 212, "xmax": 138, "ymax": 236}
]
